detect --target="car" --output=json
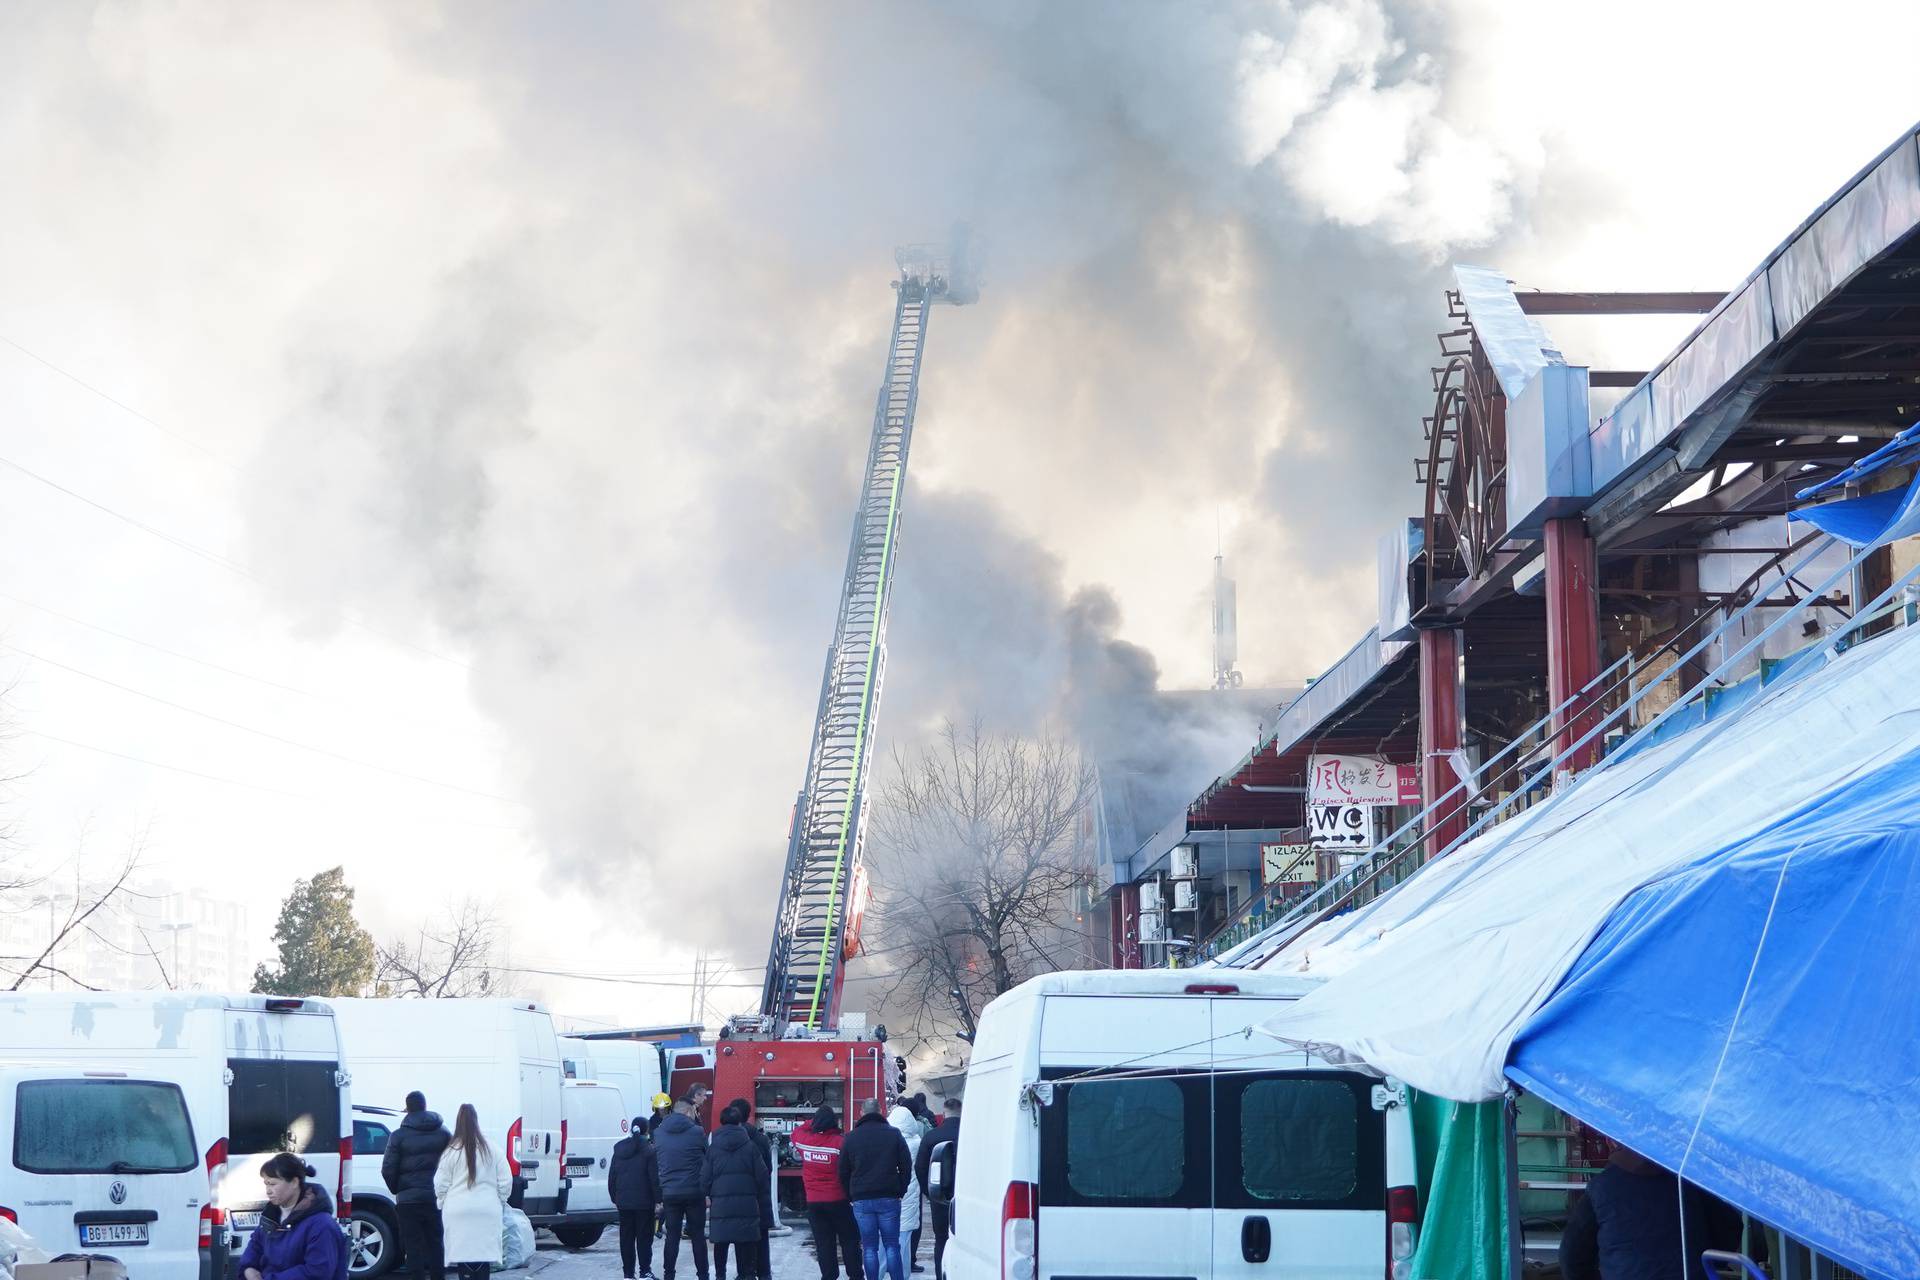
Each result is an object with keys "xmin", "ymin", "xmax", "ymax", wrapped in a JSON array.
[
  {"xmin": 0, "ymin": 1061, "xmax": 211, "ymax": 1280},
  {"xmin": 345, "ymin": 1105, "xmax": 405, "ymax": 1279},
  {"xmin": 933, "ymin": 969, "xmax": 1420, "ymax": 1280}
]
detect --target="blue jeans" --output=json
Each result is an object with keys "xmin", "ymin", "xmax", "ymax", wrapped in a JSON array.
[{"xmin": 851, "ymin": 1199, "xmax": 904, "ymax": 1280}]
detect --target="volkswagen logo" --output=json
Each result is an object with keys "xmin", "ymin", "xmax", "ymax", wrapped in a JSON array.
[{"xmin": 108, "ymin": 1182, "xmax": 128, "ymax": 1205}]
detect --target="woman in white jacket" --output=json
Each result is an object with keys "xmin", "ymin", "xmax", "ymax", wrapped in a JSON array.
[
  {"xmin": 434, "ymin": 1104, "xmax": 512, "ymax": 1280},
  {"xmin": 889, "ymin": 1105, "xmax": 925, "ymax": 1273}
]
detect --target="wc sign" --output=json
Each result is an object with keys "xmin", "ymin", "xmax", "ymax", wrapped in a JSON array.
[{"xmin": 1307, "ymin": 802, "xmax": 1372, "ymax": 850}]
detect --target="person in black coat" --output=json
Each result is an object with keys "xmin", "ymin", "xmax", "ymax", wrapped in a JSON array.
[
  {"xmin": 915, "ymin": 1100, "xmax": 960, "ymax": 1280},
  {"xmin": 703, "ymin": 1104, "xmax": 771, "ymax": 1280},
  {"xmin": 655, "ymin": 1098, "xmax": 711, "ymax": 1280},
  {"xmin": 609, "ymin": 1118, "xmax": 664, "ymax": 1280},
  {"xmin": 381, "ymin": 1091, "xmax": 452, "ymax": 1280},
  {"xmin": 726, "ymin": 1098, "xmax": 775, "ymax": 1277},
  {"xmin": 839, "ymin": 1101, "xmax": 914, "ymax": 1280}
]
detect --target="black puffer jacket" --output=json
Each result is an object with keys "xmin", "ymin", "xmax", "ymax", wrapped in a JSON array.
[
  {"xmin": 608, "ymin": 1133, "xmax": 661, "ymax": 1212},
  {"xmin": 701, "ymin": 1124, "xmax": 770, "ymax": 1244},
  {"xmin": 381, "ymin": 1111, "xmax": 452, "ymax": 1205},
  {"xmin": 838, "ymin": 1112, "xmax": 912, "ymax": 1201},
  {"xmin": 653, "ymin": 1111, "xmax": 708, "ymax": 1200}
]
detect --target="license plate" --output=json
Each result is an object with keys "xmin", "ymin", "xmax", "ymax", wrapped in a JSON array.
[
  {"xmin": 81, "ymin": 1224, "xmax": 149, "ymax": 1245},
  {"xmin": 231, "ymin": 1211, "xmax": 262, "ymax": 1231}
]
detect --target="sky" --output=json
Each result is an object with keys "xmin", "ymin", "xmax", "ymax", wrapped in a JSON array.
[{"xmin": 2, "ymin": 0, "xmax": 1918, "ymax": 1026}]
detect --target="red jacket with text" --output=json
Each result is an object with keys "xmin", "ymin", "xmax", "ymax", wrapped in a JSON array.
[{"xmin": 790, "ymin": 1120, "xmax": 846, "ymax": 1204}]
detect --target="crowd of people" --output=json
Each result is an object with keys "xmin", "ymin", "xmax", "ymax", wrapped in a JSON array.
[{"xmin": 227, "ymin": 1084, "xmax": 960, "ymax": 1280}]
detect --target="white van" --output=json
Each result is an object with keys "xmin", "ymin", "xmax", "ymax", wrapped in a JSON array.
[
  {"xmin": 345, "ymin": 1105, "xmax": 405, "ymax": 1279},
  {"xmin": 0, "ymin": 993, "xmax": 352, "ymax": 1272},
  {"xmin": 553, "ymin": 1082, "xmax": 627, "ymax": 1247},
  {"xmin": 332, "ymin": 999, "xmax": 566, "ymax": 1226},
  {"xmin": 560, "ymin": 1037, "xmax": 665, "ymax": 1118},
  {"xmin": 938, "ymin": 971, "xmax": 1419, "ymax": 1280},
  {"xmin": 0, "ymin": 1061, "xmax": 207, "ymax": 1280}
]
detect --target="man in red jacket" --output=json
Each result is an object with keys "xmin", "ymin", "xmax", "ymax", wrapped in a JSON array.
[{"xmin": 791, "ymin": 1105, "xmax": 864, "ymax": 1280}]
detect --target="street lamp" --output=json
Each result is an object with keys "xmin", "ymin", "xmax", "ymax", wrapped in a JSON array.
[{"xmin": 155, "ymin": 923, "xmax": 195, "ymax": 990}]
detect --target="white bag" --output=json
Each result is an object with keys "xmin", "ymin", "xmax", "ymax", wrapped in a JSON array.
[
  {"xmin": 0, "ymin": 1217, "xmax": 50, "ymax": 1280},
  {"xmin": 499, "ymin": 1207, "xmax": 537, "ymax": 1270}
]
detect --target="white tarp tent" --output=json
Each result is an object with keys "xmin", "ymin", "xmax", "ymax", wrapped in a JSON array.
[{"xmin": 1251, "ymin": 617, "xmax": 1920, "ymax": 1102}]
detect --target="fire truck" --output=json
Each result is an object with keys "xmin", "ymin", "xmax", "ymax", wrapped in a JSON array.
[{"xmin": 698, "ymin": 242, "xmax": 976, "ymax": 1208}]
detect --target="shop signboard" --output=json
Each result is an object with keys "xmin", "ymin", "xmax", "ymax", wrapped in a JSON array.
[
  {"xmin": 1261, "ymin": 842, "xmax": 1317, "ymax": 886},
  {"xmin": 1307, "ymin": 803, "xmax": 1372, "ymax": 850},
  {"xmin": 1308, "ymin": 753, "xmax": 1420, "ymax": 807}
]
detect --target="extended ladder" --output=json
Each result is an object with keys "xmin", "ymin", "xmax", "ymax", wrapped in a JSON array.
[{"xmin": 762, "ymin": 248, "xmax": 974, "ymax": 1030}]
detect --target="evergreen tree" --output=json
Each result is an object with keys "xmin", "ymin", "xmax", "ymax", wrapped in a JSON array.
[{"xmin": 253, "ymin": 866, "xmax": 376, "ymax": 996}]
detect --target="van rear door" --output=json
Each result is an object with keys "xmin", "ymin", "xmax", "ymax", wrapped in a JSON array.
[
  {"xmin": 1207, "ymin": 998, "xmax": 1385, "ymax": 1280},
  {"xmin": 1035, "ymin": 995, "xmax": 1213, "ymax": 1280}
]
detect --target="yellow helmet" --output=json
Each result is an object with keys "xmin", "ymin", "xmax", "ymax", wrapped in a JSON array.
[{"xmin": 651, "ymin": 1092, "xmax": 672, "ymax": 1110}]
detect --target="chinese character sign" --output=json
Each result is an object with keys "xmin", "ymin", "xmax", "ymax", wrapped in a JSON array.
[{"xmin": 1307, "ymin": 754, "xmax": 1419, "ymax": 807}]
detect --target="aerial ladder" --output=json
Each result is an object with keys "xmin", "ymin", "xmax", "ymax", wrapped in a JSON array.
[
  {"xmin": 759, "ymin": 241, "xmax": 977, "ymax": 1031},
  {"xmin": 700, "ymin": 244, "xmax": 975, "ymax": 1205}
]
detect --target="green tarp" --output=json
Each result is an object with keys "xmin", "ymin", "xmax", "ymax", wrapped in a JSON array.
[{"xmin": 1410, "ymin": 1092, "xmax": 1510, "ymax": 1280}]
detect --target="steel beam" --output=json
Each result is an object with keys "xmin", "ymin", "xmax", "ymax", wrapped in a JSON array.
[
  {"xmin": 1544, "ymin": 518, "xmax": 1604, "ymax": 772},
  {"xmin": 1514, "ymin": 291, "xmax": 1725, "ymax": 315},
  {"xmin": 1418, "ymin": 627, "xmax": 1467, "ymax": 859}
]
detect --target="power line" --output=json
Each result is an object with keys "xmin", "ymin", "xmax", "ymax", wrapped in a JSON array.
[
  {"xmin": 0, "ymin": 336, "xmax": 236, "ymax": 470},
  {"xmin": 0, "ymin": 450, "xmax": 470, "ymax": 672},
  {"xmin": 497, "ymin": 964, "xmax": 763, "ymax": 990},
  {"xmin": 0, "ymin": 640, "xmax": 526, "ymax": 807},
  {"xmin": 0, "ymin": 587, "xmax": 504, "ymax": 748},
  {"xmin": 19, "ymin": 728, "xmax": 527, "ymax": 833}
]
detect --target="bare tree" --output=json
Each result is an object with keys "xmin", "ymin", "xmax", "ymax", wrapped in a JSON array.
[
  {"xmin": 866, "ymin": 719, "xmax": 1098, "ymax": 1046},
  {"xmin": 376, "ymin": 899, "xmax": 507, "ymax": 997},
  {"xmin": 0, "ymin": 844, "xmax": 145, "ymax": 992}
]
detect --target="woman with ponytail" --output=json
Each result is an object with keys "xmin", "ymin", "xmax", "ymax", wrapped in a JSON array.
[
  {"xmin": 235, "ymin": 1152, "xmax": 349, "ymax": 1280},
  {"xmin": 434, "ymin": 1104, "xmax": 512, "ymax": 1280}
]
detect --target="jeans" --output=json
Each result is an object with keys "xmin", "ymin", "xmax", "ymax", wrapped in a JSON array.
[
  {"xmin": 662, "ymin": 1198, "xmax": 709, "ymax": 1280},
  {"xmin": 619, "ymin": 1208, "xmax": 657, "ymax": 1277},
  {"xmin": 395, "ymin": 1202, "xmax": 445, "ymax": 1280},
  {"xmin": 851, "ymin": 1199, "xmax": 904, "ymax": 1280},
  {"xmin": 808, "ymin": 1202, "xmax": 864, "ymax": 1280}
]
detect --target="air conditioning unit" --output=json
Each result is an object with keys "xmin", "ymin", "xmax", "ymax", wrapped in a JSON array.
[
  {"xmin": 1139, "ymin": 879, "xmax": 1162, "ymax": 912},
  {"xmin": 1172, "ymin": 880, "xmax": 1198, "ymax": 912},
  {"xmin": 1171, "ymin": 845, "xmax": 1198, "ymax": 879},
  {"xmin": 1138, "ymin": 909, "xmax": 1165, "ymax": 941}
]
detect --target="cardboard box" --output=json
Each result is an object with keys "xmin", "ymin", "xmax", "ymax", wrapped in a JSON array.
[{"xmin": 18, "ymin": 1260, "xmax": 131, "ymax": 1280}]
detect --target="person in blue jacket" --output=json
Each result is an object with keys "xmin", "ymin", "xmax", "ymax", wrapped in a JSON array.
[{"xmin": 236, "ymin": 1152, "xmax": 349, "ymax": 1280}]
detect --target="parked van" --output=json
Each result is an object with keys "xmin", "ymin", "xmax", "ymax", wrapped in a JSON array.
[
  {"xmin": 331, "ymin": 999, "xmax": 566, "ymax": 1226},
  {"xmin": 0, "ymin": 1061, "xmax": 207, "ymax": 1280},
  {"xmin": 937, "ymin": 970, "xmax": 1419, "ymax": 1280},
  {"xmin": 560, "ymin": 1037, "xmax": 665, "ymax": 1118},
  {"xmin": 0, "ymin": 993, "xmax": 352, "ymax": 1272},
  {"xmin": 553, "ymin": 1081, "xmax": 626, "ymax": 1247}
]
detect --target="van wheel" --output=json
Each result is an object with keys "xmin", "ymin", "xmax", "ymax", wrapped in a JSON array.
[
  {"xmin": 554, "ymin": 1225, "xmax": 605, "ymax": 1250},
  {"xmin": 347, "ymin": 1206, "xmax": 400, "ymax": 1279}
]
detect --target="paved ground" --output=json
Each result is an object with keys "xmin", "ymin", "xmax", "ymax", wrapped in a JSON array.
[{"xmin": 526, "ymin": 1217, "xmax": 929, "ymax": 1280}]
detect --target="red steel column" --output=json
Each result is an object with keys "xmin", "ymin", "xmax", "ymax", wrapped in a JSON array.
[
  {"xmin": 1419, "ymin": 626, "xmax": 1467, "ymax": 858},
  {"xmin": 1544, "ymin": 516, "xmax": 1604, "ymax": 773}
]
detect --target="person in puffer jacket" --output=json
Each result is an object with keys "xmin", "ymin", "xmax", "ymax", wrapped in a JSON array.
[
  {"xmin": 235, "ymin": 1152, "xmax": 348, "ymax": 1280},
  {"xmin": 702, "ymin": 1103, "xmax": 770, "ymax": 1280},
  {"xmin": 791, "ymin": 1106, "xmax": 862, "ymax": 1280},
  {"xmin": 382, "ymin": 1091, "xmax": 452, "ymax": 1280},
  {"xmin": 888, "ymin": 1107, "xmax": 925, "ymax": 1273},
  {"xmin": 609, "ymin": 1118, "xmax": 663, "ymax": 1279}
]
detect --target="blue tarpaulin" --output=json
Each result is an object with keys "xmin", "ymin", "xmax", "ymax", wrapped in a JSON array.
[
  {"xmin": 1791, "ymin": 466, "xmax": 1920, "ymax": 545},
  {"xmin": 1508, "ymin": 746, "xmax": 1920, "ymax": 1280}
]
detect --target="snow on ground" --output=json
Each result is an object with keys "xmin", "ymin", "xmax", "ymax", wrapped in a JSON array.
[{"xmin": 526, "ymin": 1217, "xmax": 931, "ymax": 1280}]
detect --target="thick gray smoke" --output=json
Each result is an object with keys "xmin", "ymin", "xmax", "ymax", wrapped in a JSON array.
[{"xmin": 216, "ymin": 2, "xmax": 1555, "ymax": 954}]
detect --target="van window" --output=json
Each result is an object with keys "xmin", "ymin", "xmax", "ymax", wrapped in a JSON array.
[
  {"xmin": 229, "ymin": 1060, "xmax": 342, "ymax": 1155},
  {"xmin": 15, "ymin": 1079, "xmax": 196, "ymax": 1175},
  {"xmin": 1038, "ymin": 1070, "xmax": 1209, "ymax": 1209},
  {"xmin": 1215, "ymin": 1072, "xmax": 1384, "ymax": 1212},
  {"xmin": 353, "ymin": 1120, "xmax": 391, "ymax": 1156}
]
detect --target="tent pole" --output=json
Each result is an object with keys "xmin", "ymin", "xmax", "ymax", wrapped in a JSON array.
[{"xmin": 1503, "ymin": 1090, "xmax": 1524, "ymax": 1280}]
